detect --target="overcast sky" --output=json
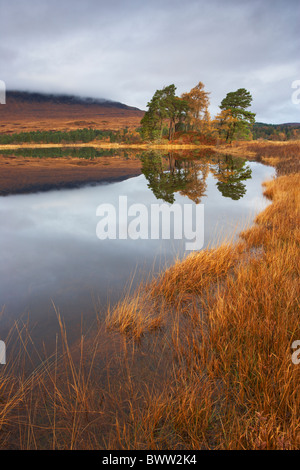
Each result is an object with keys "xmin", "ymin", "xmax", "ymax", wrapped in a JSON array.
[{"xmin": 1, "ymin": 0, "xmax": 299, "ymax": 123}]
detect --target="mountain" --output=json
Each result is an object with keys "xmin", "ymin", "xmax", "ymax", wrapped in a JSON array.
[
  {"xmin": 4, "ymin": 91, "xmax": 142, "ymax": 110},
  {"xmin": 0, "ymin": 91, "xmax": 145, "ymax": 133}
]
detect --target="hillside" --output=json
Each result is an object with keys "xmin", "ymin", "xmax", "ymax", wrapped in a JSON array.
[
  {"xmin": 253, "ymin": 122, "xmax": 300, "ymax": 140},
  {"xmin": 0, "ymin": 91, "xmax": 145, "ymax": 133}
]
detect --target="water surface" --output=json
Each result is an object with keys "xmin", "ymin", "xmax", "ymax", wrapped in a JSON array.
[{"xmin": 0, "ymin": 151, "xmax": 275, "ymax": 347}]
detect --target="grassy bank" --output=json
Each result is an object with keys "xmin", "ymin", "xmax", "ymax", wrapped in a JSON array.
[{"xmin": 0, "ymin": 141, "xmax": 299, "ymax": 449}]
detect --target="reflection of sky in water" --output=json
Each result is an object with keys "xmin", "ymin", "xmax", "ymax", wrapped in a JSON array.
[{"xmin": 0, "ymin": 160, "xmax": 275, "ymax": 344}]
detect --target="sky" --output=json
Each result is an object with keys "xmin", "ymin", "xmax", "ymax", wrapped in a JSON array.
[{"xmin": 0, "ymin": 0, "xmax": 299, "ymax": 123}]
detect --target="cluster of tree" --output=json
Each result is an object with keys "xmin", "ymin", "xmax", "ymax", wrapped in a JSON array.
[
  {"xmin": 140, "ymin": 83, "xmax": 257, "ymax": 143},
  {"xmin": 140, "ymin": 82, "xmax": 213, "ymax": 141},
  {"xmin": 252, "ymin": 122, "xmax": 300, "ymax": 141}
]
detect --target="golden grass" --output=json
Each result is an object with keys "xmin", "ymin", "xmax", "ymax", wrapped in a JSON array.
[
  {"xmin": 105, "ymin": 170, "xmax": 300, "ymax": 450},
  {"xmin": 0, "ymin": 140, "xmax": 299, "ymax": 449},
  {"xmin": 235, "ymin": 140, "xmax": 300, "ymax": 175}
]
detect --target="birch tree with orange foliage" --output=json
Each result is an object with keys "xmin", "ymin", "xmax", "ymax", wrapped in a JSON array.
[
  {"xmin": 214, "ymin": 108, "xmax": 239, "ymax": 143},
  {"xmin": 181, "ymin": 81, "xmax": 211, "ymax": 133}
]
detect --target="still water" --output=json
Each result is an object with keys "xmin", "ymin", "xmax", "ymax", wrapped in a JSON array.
[{"xmin": 0, "ymin": 151, "xmax": 275, "ymax": 346}]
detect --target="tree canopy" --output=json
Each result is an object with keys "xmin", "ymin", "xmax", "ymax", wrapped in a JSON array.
[
  {"xmin": 181, "ymin": 81, "xmax": 210, "ymax": 133},
  {"xmin": 140, "ymin": 85, "xmax": 189, "ymax": 141},
  {"xmin": 216, "ymin": 88, "xmax": 256, "ymax": 143}
]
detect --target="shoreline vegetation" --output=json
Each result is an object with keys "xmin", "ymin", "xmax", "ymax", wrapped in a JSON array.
[
  {"xmin": 0, "ymin": 139, "xmax": 296, "ymax": 197},
  {"xmin": 0, "ymin": 139, "xmax": 299, "ymax": 449}
]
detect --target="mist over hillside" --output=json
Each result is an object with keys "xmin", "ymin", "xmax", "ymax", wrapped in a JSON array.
[
  {"xmin": 0, "ymin": 90, "xmax": 144, "ymax": 133},
  {"xmin": 5, "ymin": 91, "xmax": 143, "ymax": 111}
]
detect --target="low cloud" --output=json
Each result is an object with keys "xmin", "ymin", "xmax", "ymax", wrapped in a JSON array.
[{"xmin": 0, "ymin": 0, "xmax": 299, "ymax": 122}]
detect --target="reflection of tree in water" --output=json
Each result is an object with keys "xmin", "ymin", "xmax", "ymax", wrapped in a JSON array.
[
  {"xmin": 140, "ymin": 152, "xmax": 209, "ymax": 204},
  {"xmin": 140, "ymin": 151, "xmax": 252, "ymax": 204},
  {"xmin": 210, "ymin": 154, "xmax": 252, "ymax": 200},
  {"xmin": 178, "ymin": 161, "xmax": 209, "ymax": 204}
]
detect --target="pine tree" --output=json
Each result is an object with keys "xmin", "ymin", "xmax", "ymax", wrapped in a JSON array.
[{"xmin": 217, "ymin": 88, "xmax": 256, "ymax": 143}]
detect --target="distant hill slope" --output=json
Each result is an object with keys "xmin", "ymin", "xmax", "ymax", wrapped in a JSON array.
[
  {"xmin": 0, "ymin": 91, "xmax": 145, "ymax": 133},
  {"xmin": 253, "ymin": 122, "xmax": 300, "ymax": 140}
]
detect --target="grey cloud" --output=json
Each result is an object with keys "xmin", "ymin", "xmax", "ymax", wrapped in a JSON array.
[{"xmin": 0, "ymin": 0, "xmax": 299, "ymax": 122}]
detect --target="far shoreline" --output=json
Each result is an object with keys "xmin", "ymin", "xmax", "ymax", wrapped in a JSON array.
[
  {"xmin": 0, "ymin": 141, "xmax": 271, "ymax": 195},
  {"xmin": 0, "ymin": 142, "xmax": 215, "ymax": 151}
]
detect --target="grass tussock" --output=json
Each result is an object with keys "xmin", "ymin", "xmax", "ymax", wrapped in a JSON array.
[
  {"xmin": 235, "ymin": 140, "xmax": 300, "ymax": 176},
  {"xmin": 106, "ymin": 284, "xmax": 166, "ymax": 341},
  {"xmin": 0, "ymin": 141, "xmax": 299, "ymax": 449}
]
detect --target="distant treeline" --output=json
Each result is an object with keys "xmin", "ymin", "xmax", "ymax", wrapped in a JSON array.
[
  {"xmin": 253, "ymin": 123, "xmax": 300, "ymax": 141},
  {"xmin": 1, "ymin": 123, "xmax": 300, "ymax": 146},
  {"xmin": 0, "ymin": 128, "xmax": 142, "ymax": 145}
]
